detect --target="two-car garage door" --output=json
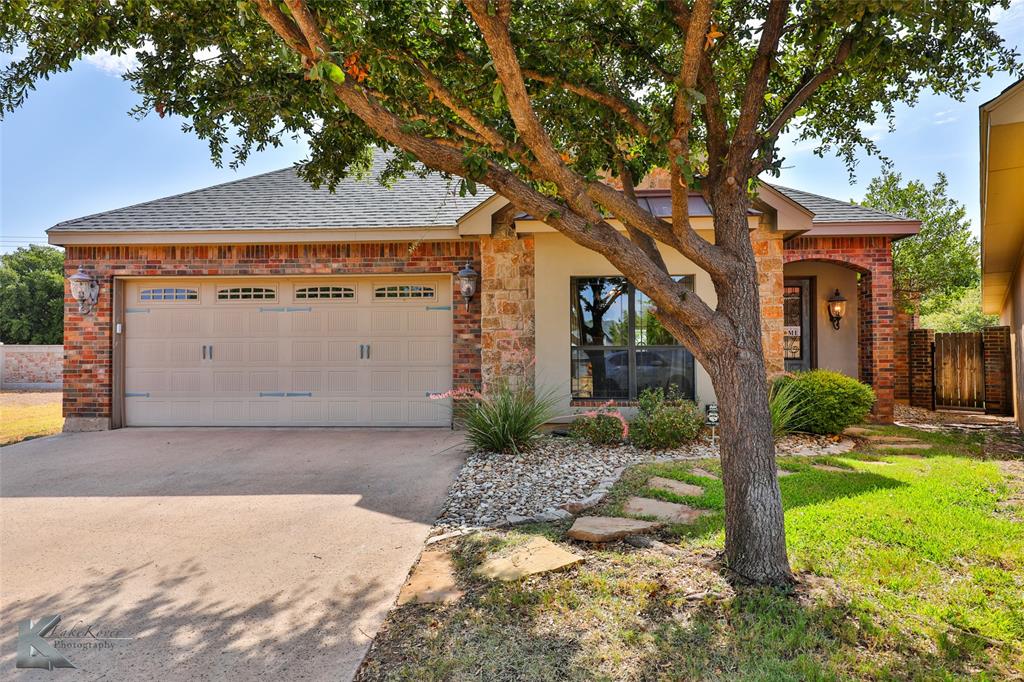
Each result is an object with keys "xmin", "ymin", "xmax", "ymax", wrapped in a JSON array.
[{"xmin": 123, "ymin": 277, "xmax": 453, "ymax": 426}]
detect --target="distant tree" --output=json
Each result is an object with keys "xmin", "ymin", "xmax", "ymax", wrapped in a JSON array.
[
  {"xmin": 0, "ymin": 245, "xmax": 64, "ymax": 344},
  {"xmin": 861, "ymin": 171, "xmax": 979, "ymax": 313},
  {"xmin": 919, "ymin": 283, "xmax": 998, "ymax": 332}
]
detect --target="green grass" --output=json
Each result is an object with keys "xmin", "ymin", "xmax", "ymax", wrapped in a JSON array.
[
  {"xmin": 1, "ymin": 391, "xmax": 63, "ymax": 446},
  {"xmin": 358, "ymin": 428, "xmax": 1024, "ymax": 681}
]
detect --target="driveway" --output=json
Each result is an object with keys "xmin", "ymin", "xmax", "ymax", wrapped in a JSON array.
[{"xmin": 0, "ymin": 428, "xmax": 465, "ymax": 680}]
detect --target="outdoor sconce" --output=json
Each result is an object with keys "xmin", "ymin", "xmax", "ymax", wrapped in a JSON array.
[
  {"xmin": 68, "ymin": 266, "xmax": 100, "ymax": 315},
  {"xmin": 457, "ymin": 261, "xmax": 478, "ymax": 302},
  {"xmin": 827, "ymin": 288, "xmax": 847, "ymax": 330}
]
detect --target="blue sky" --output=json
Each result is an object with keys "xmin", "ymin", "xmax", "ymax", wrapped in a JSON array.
[{"xmin": 2, "ymin": 5, "xmax": 1022, "ymax": 253}]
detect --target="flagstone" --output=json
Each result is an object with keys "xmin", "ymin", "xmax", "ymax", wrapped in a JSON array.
[
  {"xmin": 566, "ymin": 516, "xmax": 662, "ymax": 543},
  {"xmin": 475, "ymin": 537, "xmax": 583, "ymax": 581},
  {"xmin": 647, "ymin": 476, "xmax": 704, "ymax": 497},
  {"xmin": 397, "ymin": 550, "xmax": 464, "ymax": 605},
  {"xmin": 623, "ymin": 496, "xmax": 710, "ymax": 524}
]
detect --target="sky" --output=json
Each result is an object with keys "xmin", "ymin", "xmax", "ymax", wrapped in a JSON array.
[{"xmin": 2, "ymin": 5, "xmax": 1023, "ymax": 254}]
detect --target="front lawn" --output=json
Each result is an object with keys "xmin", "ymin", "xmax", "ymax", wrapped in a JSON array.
[
  {"xmin": 358, "ymin": 427, "xmax": 1024, "ymax": 681},
  {"xmin": 1, "ymin": 391, "xmax": 63, "ymax": 446}
]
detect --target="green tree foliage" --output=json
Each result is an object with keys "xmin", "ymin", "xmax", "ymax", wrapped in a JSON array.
[
  {"xmin": 920, "ymin": 283, "xmax": 999, "ymax": 332},
  {"xmin": 861, "ymin": 171, "xmax": 980, "ymax": 311},
  {"xmin": 0, "ymin": 245, "xmax": 64, "ymax": 344}
]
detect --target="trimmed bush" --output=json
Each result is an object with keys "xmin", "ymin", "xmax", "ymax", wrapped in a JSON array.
[
  {"xmin": 777, "ymin": 370, "xmax": 875, "ymax": 435},
  {"xmin": 569, "ymin": 410, "xmax": 627, "ymax": 445},
  {"xmin": 629, "ymin": 387, "xmax": 704, "ymax": 450},
  {"xmin": 460, "ymin": 382, "xmax": 557, "ymax": 454}
]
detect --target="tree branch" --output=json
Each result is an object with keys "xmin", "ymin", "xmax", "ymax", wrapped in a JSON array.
[
  {"xmin": 521, "ymin": 68, "xmax": 654, "ymax": 140},
  {"xmin": 616, "ymin": 157, "xmax": 668, "ymax": 273}
]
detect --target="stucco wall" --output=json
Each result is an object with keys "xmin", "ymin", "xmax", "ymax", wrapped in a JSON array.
[
  {"xmin": 782, "ymin": 261, "xmax": 860, "ymax": 378},
  {"xmin": 1001, "ymin": 255, "xmax": 1024, "ymax": 429},
  {"xmin": 533, "ymin": 232, "xmax": 718, "ymax": 418}
]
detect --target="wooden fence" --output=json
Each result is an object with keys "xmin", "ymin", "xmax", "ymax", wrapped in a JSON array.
[{"xmin": 933, "ymin": 332, "xmax": 985, "ymax": 410}]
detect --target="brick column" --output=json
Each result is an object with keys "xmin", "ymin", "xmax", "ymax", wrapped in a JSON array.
[
  {"xmin": 892, "ymin": 307, "xmax": 916, "ymax": 401},
  {"xmin": 479, "ymin": 227, "xmax": 535, "ymax": 390},
  {"xmin": 983, "ymin": 325, "xmax": 1012, "ymax": 416},
  {"xmin": 752, "ymin": 218, "xmax": 785, "ymax": 376},
  {"xmin": 868, "ymin": 264, "xmax": 895, "ymax": 422},
  {"xmin": 909, "ymin": 328, "xmax": 935, "ymax": 410}
]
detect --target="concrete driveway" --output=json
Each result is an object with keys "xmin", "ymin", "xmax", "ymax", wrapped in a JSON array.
[{"xmin": 0, "ymin": 428, "xmax": 465, "ymax": 680}]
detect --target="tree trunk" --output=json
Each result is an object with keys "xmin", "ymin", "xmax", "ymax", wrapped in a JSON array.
[{"xmin": 705, "ymin": 187, "xmax": 793, "ymax": 585}]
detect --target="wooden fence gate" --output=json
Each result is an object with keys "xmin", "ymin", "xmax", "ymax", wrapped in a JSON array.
[{"xmin": 933, "ymin": 332, "xmax": 985, "ymax": 410}]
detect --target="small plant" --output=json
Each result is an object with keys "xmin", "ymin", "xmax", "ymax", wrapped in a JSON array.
[
  {"xmin": 458, "ymin": 381, "xmax": 557, "ymax": 454},
  {"xmin": 629, "ymin": 387, "xmax": 704, "ymax": 450},
  {"xmin": 769, "ymin": 376, "xmax": 811, "ymax": 439},
  {"xmin": 569, "ymin": 404, "xmax": 628, "ymax": 445},
  {"xmin": 779, "ymin": 370, "xmax": 875, "ymax": 435}
]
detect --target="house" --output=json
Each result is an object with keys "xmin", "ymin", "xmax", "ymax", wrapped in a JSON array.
[
  {"xmin": 48, "ymin": 154, "xmax": 919, "ymax": 431},
  {"xmin": 981, "ymin": 76, "xmax": 1024, "ymax": 429}
]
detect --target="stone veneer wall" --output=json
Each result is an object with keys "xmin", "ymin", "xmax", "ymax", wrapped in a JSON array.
[
  {"xmin": 784, "ymin": 236, "xmax": 895, "ymax": 422},
  {"xmin": 479, "ymin": 227, "xmax": 535, "ymax": 390},
  {"xmin": 62, "ymin": 241, "xmax": 481, "ymax": 430},
  {"xmin": 752, "ymin": 215, "xmax": 785, "ymax": 376},
  {"xmin": 0, "ymin": 344, "xmax": 63, "ymax": 389}
]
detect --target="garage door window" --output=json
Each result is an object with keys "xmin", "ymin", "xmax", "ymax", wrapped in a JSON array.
[
  {"xmin": 295, "ymin": 285, "xmax": 355, "ymax": 300},
  {"xmin": 217, "ymin": 286, "xmax": 277, "ymax": 301},
  {"xmin": 374, "ymin": 284, "xmax": 435, "ymax": 300},
  {"xmin": 139, "ymin": 287, "xmax": 199, "ymax": 302}
]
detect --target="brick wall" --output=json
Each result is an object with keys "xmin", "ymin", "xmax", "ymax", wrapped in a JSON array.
[
  {"xmin": 893, "ymin": 307, "xmax": 916, "ymax": 401},
  {"xmin": 63, "ymin": 241, "xmax": 481, "ymax": 430},
  {"xmin": 784, "ymin": 236, "xmax": 895, "ymax": 422},
  {"xmin": 909, "ymin": 328, "xmax": 935, "ymax": 410},
  {"xmin": 0, "ymin": 345, "xmax": 63, "ymax": 389},
  {"xmin": 480, "ymin": 226, "xmax": 535, "ymax": 390},
  {"xmin": 983, "ymin": 326, "xmax": 1012, "ymax": 416}
]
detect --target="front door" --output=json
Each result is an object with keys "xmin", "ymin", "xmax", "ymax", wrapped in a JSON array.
[{"xmin": 783, "ymin": 277, "xmax": 815, "ymax": 373}]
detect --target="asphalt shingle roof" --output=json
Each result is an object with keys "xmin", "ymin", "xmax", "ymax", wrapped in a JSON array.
[
  {"xmin": 769, "ymin": 184, "xmax": 914, "ymax": 224},
  {"xmin": 49, "ymin": 153, "xmax": 494, "ymax": 232}
]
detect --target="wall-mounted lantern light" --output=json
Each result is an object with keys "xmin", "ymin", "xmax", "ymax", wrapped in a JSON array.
[
  {"xmin": 457, "ymin": 261, "xmax": 478, "ymax": 302},
  {"xmin": 68, "ymin": 266, "xmax": 100, "ymax": 315},
  {"xmin": 827, "ymin": 288, "xmax": 847, "ymax": 330}
]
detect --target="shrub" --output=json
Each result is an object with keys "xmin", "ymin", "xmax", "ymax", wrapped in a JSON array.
[
  {"xmin": 779, "ymin": 370, "xmax": 875, "ymax": 435},
  {"xmin": 769, "ymin": 377, "xmax": 811, "ymax": 439},
  {"xmin": 459, "ymin": 382, "xmax": 557, "ymax": 454},
  {"xmin": 629, "ymin": 387, "xmax": 704, "ymax": 450},
  {"xmin": 569, "ymin": 409, "xmax": 627, "ymax": 446}
]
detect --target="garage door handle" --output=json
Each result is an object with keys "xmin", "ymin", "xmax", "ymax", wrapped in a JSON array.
[
  {"xmin": 208, "ymin": 345, "xmax": 213, "ymax": 360},
  {"xmin": 365, "ymin": 344, "xmax": 370, "ymax": 359},
  {"xmin": 202, "ymin": 345, "xmax": 207, "ymax": 360}
]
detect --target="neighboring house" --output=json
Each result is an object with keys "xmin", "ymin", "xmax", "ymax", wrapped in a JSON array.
[
  {"xmin": 48, "ymin": 154, "xmax": 918, "ymax": 431},
  {"xmin": 981, "ymin": 76, "xmax": 1024, "ymax": 429}
]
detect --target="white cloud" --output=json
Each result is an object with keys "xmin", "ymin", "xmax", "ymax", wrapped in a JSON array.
[
  {"xmin": 933, "ymin": 109, "xmax": 959, "ymax": 125},
  {"xmin": 83, "ymin": 49, "xmax": 141, "ymax": 75}
]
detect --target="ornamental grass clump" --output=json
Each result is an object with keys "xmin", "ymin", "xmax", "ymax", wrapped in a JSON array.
[
  {"xmin": 629, "ymin": 387, "xmax": 704, "ymax": 450},
  {"xmin": 459, "ymin": 381, "xmax": 557, "ymax": 454}
]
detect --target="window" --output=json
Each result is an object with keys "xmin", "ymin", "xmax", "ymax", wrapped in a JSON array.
[
  {"xmin": 570, "ymin": 276, "xmax": 695, "ymax": 400},
  {"xmin": 295, "ymin": 285, "xmax": 355, "ymax": 300},
  {"xmin": 217, "ymin": 286, "xmax": 276, "ymax": 301},
  {"xmin": 140, "ymin": 287, "xmax": 198, "ymax": 302},
  {"xmin": 374, "ymin": 284, "xmax": 435, "ymax": 299}
]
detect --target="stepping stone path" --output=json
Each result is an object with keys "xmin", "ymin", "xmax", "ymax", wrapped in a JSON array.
[
  {"xmin": 647, "ymin": 476, "xmax": 704, "ymax": 497},
  {"xmin": 776, "ymin": 469, "xmax": 795, "ymax": 477},
  {"xmin": 475, "ymin": 536, "xmax": 583, "ymax": 581},
  {"xmin": 875, "ymin": 441, "xmax": 928, "ymax": 450},
  {"xmin": 689, "ymin": 467, "xmax": 719, "ymax": 480},
  {"xmin": 397, "ymin": 550, "xmax": 464, "ymax": 605},
  {"xmin": 866, "ymin": 435, "xmax": 923, "ymax": 443},
  {"xmin": 812, "ymin": 463, "xmax": 850, "ymax": 473},
  {"xmin": 567, "ymin": 516, "xmax": 661, "ymax": 543},
  {"xmin": 842, "ymin": 426, "xmax": 876, "ymax": 437},
  {"xmin": 623, "ymin": 496, "xmax": 710, "ymax": 524}
]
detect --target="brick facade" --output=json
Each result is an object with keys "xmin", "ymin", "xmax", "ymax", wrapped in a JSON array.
[
  {"xmin": 983, "ymin": 326, "xmax": 1012, "ymax": 416},
  {"xmin": 480, "ymin": 226, "xmax": 535, "ymax": 390},
  {"xmin": 909, "ymin": 328, "xmax": 935, "ymax": 410},
  {"xmin": 63, "ymin": 241, "xmax": 481, "ymax": 430},
  {"xmin": 0, "ymin": 345, "xmax": 63, "ymax": 389},
  {"xmin": 893, "ymin": 307, "xmax": 916, "ymax": 401},
  {"xmin": 783, "ymin": 236, "xmax": 895, "ymax": 422},
  {"xmin": 752, "ymin": 216, "xmax": 785, "ymax": 376}
]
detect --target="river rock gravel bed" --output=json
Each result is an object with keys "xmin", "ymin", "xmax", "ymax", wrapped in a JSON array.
[{"xmin": 432, "ymin": 433, "xmax": 854, "ymax": 533}]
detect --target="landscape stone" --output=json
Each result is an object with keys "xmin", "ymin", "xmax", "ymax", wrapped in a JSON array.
[
  {"xmin": 689, "ymin": 467, "xmax": 719, "ymax": 480},
  {"xmin": 865, "ymin": 435, "xmax": 924, "ymax": 443},
  {"xmin": 776, "ymin": 468, "xmax": 795, "ymax": 477},
  {"xmin": 647, "ymin": 476, "xmax": 704, "ymax": 497},
  {"xmin": 397, "ymin": 550, "xmax": 464, "ymax": 605},
  {"xmin": 475, "ymin": 536, "xmax": 583, "ymax": 581},
  {"xmin": 812, "ymin": 464, "xmax": 850, "ymax": 473},
  {"xmin": 623, "ymin": 496, "xmax": 710, "ymax": 524},
  {"xmin": 875, "ymin": 441, "xmax": 928, "ymax": 450},
  {"xmin": 566, "ymin": 516, "xmax": 662, "ymax": 543},
  {"xmin": 842, "ymin": 427, "xmax": 876, "ymax": 437}
]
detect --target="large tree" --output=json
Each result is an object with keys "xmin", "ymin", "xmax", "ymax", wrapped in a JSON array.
[
  {"xmin": 0, "ymin": 245, "xmax": 64, "ymax": 345},
  {"xmin": 862, "ymin": 170, "xmax": 980, "ymax": 314},
  {"xmin": 2, "ymin": 0, "xmax": 1018, "ymax": 584}
]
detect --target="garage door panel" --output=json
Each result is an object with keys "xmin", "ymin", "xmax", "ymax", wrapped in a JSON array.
[{"xmin": 125, "ymin": 277, "xmax": 453, "ymax": 427}]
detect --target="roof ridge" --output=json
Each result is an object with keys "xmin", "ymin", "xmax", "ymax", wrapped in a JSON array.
[
  {"xmin": 767, "ymin": 183, "xmax": 913, "ymax": 222},
  {"xmin": 49, "ymin": 166, "xmax": 299, "ymax": 230}
]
